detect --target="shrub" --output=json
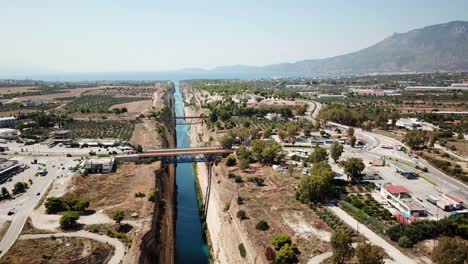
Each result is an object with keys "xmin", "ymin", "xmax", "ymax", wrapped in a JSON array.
[
  {"xmin": 238, "ymin": 243, "xmax": 246, "ymax": 258},
  {"xmin": 236, "ymin": 210, "xmax": 247, "ymax": 220},
  {"xmin": 225, "ymin": 155, "xmax": 237, "ymax": 166},
  {"xmin": 135, "ymin": 192, "xmax": 146, "ymax": 198},
  {"xmin": 60, "ymin": 211, "xmax": 80, "ymax": 229},
  {"xmin": 237, "ymin": 196, "xmax": 244, "ymax": 205},
  {"xmin": 265, "ymin": 246, "xmax": 276, "ymax": 261},
  {"xmin": 255, "ymin": 220, "xmax": 270, "ymax": 231},
  {"xmin": 275, "ymin": 243, "xmax": 296, "ymax": 264},
  {"xmin": 398, "ymin": 236, "xmax": 413, "ymax": 248},
  {"xmin": 235, "ymin": 175, "xmax": 243, "ymax": 183},
  {"xmin": 228, "ymin": 172, "xmax": 236, "ymax": 179},
  {"xmin": 272, "ymin": 234, "xmax": 292, "ymax": 250}
]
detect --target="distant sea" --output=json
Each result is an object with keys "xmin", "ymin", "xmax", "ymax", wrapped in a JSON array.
[{"xmin": 1, "ymin": 71, "xmax": 340, "ymax": 82}]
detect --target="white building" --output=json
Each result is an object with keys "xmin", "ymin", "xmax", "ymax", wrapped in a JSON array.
[
  {"xmin": 380, "ymin": 184, "xmax": 427, "ymax": 217},
  {"xmin": 405, "ymin": 86, "xmax": 468, "ymax": 91},
  {"xmin": 0, "ymin": 128, "xmax": 19, "ymax": 139},
  {"xmin": 395, "ymin": 118, "xmax": 421, "ymax": 130},
  {"xmin": 317, "ymin": 94, "xmax": 346, "ymax": 99},
  {"xmin": 83, "ymin": 157, "xmax": 115, "ymax": 174},
  {"xmin": 0, "ymin": 117, "xmax": 16, "ymax": 128}
]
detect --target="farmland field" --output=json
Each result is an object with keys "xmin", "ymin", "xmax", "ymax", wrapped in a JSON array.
[
  {"xmin": 62, "ymin": 120, "xmax": 136, "ymax": 140},
  {"xmin": 65, "ymin": 95, "xmax": 147, "ymax": 113}
]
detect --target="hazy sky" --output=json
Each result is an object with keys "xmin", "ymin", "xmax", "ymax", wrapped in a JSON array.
[{"xmin": 1, "ymin": 0, "xmax": 468, "ymax": 73}]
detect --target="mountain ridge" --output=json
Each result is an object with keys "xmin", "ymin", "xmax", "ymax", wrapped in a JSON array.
[{"xmin": 213, "ymin": 21, "xmax": 468, "ymax": 74}]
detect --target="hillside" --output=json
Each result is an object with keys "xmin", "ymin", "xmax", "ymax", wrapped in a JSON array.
[{"xmin": 216, "ymin": 21, "xmax": 468, "ymax": 74}]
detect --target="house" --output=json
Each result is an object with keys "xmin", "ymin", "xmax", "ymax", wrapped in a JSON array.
[
  {"xmin": 51, "ymin": 130, "xmax": 73, "ymax": 143},
  {"xmin": 0, "ymin": 159, "xmax": 20, "ymax": 183},
  {"xmin": 395, "ymin": 118, "xmax": 421, "ymax": 130},
  {"xmin": 0, "ymin": 117, "xmax": 16, "ymax": 128},
  {"xmin": 0, "ymin": 128, "xmax": 19, "ymax": 139},
  {"xmin": 380, "ymin": 184, "xmax": 427, "ymax": 217},
  {"xmin": 265, "ymin": 113, "xmax": 282, "ymax": 120},
  {"xmin": 83, "ymin": 157, "xmax": 115, "ymax": 174},
  {"xmin": 371, "ymin": 160, "xmax": 385, "ymax": 167}
]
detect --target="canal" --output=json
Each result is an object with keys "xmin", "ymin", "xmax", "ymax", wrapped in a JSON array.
[{"xmin": 174, "ymin": 82, "xmax": 210, "ymax": 263}]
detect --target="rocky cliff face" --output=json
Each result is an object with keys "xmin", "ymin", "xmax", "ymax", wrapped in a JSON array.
[{"xmin": 139, "ymin": 84, "xmax": 177, "ymax": 264}]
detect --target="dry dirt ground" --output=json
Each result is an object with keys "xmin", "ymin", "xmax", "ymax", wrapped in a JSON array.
[
  {"xmin": 5, "ymin": 87, "xmax": 101, "ymax": 103},
  {"xmin": 0, "ymin": 86, "xmax": 39, "ymax": 95},
  {"xmin": 247, "ymin": 99, "xmax": 305, "ymax": 111},
  {"xmin": 110, "ymin": 100, "xmax": 153, "ymax": 114},
  {"xmin": 65, "ymin": 162, "xmax": 159, "ymax": 218},
  {"xmin": 446, "ymin": 140, "xmax": 468, "ymax": 157},
  {"xmin": 221, "ymin": 163, "xmax": 332, "ymax": 262},
  {"xmin": 0, "ymin": 221, "xmax": 11, "ymax": 241},
  {"xmin": 131, "ymin": 120, "xmax": 162, "ymax": 150},
  {"xmin": 0, "ymin": 237, "xmax": 114, "ymax": 264}
]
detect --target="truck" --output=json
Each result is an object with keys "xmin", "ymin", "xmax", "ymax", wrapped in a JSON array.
[
  {"xmin": 426, "ymin": 195, "xmax": 439, "ymax": 205},
  {"xmin": 436, "ymin": 197, "xmax": 454, "ymax": 211}
]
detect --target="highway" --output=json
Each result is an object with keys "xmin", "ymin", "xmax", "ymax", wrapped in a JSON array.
[{"xmin": 139, "ymin": 146, "xmax": 233, "ymax": 157}]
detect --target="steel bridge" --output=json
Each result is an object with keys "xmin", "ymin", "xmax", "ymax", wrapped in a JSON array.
[
  {"xmin": 138, "ymin": 146, "xmax": 233, "ymax": 219},
  {"xmin": 174, "ymin": 115, "xmax": 206, "ymax": 125}
]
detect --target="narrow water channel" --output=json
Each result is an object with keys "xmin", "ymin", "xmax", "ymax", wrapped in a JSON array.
[{"xmin": 174, "ymin": 82, "xmax": 210, "ymax": 263}]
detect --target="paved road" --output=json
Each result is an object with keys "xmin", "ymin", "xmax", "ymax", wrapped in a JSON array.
[
  {"xmin": 327, "ymin": 205, "xmax": 416, "ymax": 264},
  {"xmin": 307, "ymin": 251, "xmax": 332, "ymax": 264},
  {"xmin": 0, "ymin": 157, "xmax": 76, "ymax": 258},
  {"xmin": 19, "ymin": 231, "xmax": 125, "ymax": 264},
  {"xmin": 326, "ymin": 121, "xmax": 468, "ymax": 201}
]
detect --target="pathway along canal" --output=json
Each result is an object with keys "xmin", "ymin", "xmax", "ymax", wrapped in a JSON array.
[{"xmin": 174, "ymin": 82, "xmax": 210, "ymax": 263}]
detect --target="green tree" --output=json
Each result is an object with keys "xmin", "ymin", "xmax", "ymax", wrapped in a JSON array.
[
  {"xmin": 355, "ymin": 242, "xmax": 384, "ymax": 264},
  {"xmin": 403, "ymin": 130, "xmax": 428, "ymax": 150},
  {"xmin": 225, "ymin": 155, "xmax": 237, "ymax": 166},
  {"xmin": 309, "ymin": 146, "xmax": 329, "ymax": 164},
  {"xmin": 136, "ymin": 144, "xmax": 143, "ymax": 153},
  {"xmin": 299, "ymin": 161, "xmax": 335, "ymax": 203},
  {"xmin": 263, "ymin": 128, "xmax": 272, "ymax": 138},
  {"xmin": 60, "ymin": 211, "xmax": 80, "ymax": 229},
  {"xmin": 272, "ymin": 234, "xmax": 292, "ymax": 250},
  {"xmin": 219, "ymin": 135, "xmax": 234, "ymax": 149},
  {"xmin": 347, "ymin": 127, "xmax": 355, "ymax": 137},
  {"xmin": 432, "ymin": 237, "xmax": 468, "ymax": 264},
  {"xmin": 12, "ymin": 182, "xmax": 27, "ymax": 194},
  {"xmin": 342, "ymin": 157, "xmax": 365, "ymax": 182},
  {"xmin": 255, "ymin": 220, "xmax": 270, "ymax": 231},
  {"xmin": 1, "ymin": 187, "xmax": 10, "ymax": 198},
  {"xmin": 251, "ymin": 140, "xmax": 283, "ymax": 164},
  {"xmin": 329, "ymin": 142, "xmax": 344, "ymax": 163},
  {"xmin": 397, "ymin": 236, "xmax": 413, "ymax": 248},
  {"xmin": 331, "ymin": 228, "xmax": 354, "ymax": 264},
  {"xmin": 239, "ymin": 158, "xmax": 250, "ymax": 171},
  {"xmin": 112, "ymin": 210, "xmax": 125, "ymax": 225},
  {"xmin": 350, "ymin": 136, "xmax": 357, "ymax": 148},
  {"xmin": 275, "ymin": 243, "xmax": 296, "ymax": 264},
  {"xmin": 45, "ymin": 197, "xmax": 68, "ymax": 214}
]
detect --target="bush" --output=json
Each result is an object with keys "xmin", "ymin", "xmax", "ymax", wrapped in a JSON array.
[
  {"xmin": 237, "ymin": 196, "xmax": 244, "ymax": 205},
  {"xmin": 135, "ymin": 192, "xmax": 146, "ymax": 198},
  {"xmin": 265, "ymin": 246, "xmax": 276, "ymax": 261},
  {"xmin": 398, "ymin": 236, "xmax": 413, "ymax": 248},
  {"xmin": 238, "ymin": 243, "xmax": 246, "ymax": 258},
  {"xmin": 228, "ymin": 172, "xmax": 236, "ymax": 179},
  {"xmin": 225, "ymin": 155, "xmax": 237, "ymax": 166},
  {"xmin": 272, "ymin": 234, "xmax": 292, "ymax": 250},
  {"xmin": 236, "ymin": 210, "xmax": 247, "ymax": 220},
  {"xmin": 275, "ymin": 243, "xmax": 296, "ymax": 264},
  {"xmin": 45, "ymin": 196, "xmax": 89, "ymax": 214},
  {"xmin": 255, "ymin": 220, "xmax": 270, "ymax": 231},
  {"xmin": 235, "ymin": 175, "xmax": 243, "ymax": 183},
  {"xmin": 60, "ymin": 211, "xmax": 80, "ymax": 229}
]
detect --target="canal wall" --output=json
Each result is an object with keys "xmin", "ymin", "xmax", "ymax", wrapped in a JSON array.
[{"xmin": 139, "ymin": 83, "xmax": 177, "ymax": 264}]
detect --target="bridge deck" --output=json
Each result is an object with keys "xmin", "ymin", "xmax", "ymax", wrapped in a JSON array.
[{"xmin": 139, "ymin": 147, "xmax": 232, "ymax": 157}]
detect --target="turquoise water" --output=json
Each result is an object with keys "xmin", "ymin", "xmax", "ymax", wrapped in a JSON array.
[{"xmin": 174, "ymin": 82, "xmax": 210, "ymax": 264}]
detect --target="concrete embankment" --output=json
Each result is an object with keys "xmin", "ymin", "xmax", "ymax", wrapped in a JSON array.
[{"xmin": 139, "ymin": 84, "xmax": 177, "ymax": 264}]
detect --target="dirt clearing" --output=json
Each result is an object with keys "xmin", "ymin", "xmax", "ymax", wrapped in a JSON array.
[
  {"xmin": 130, "ymin": 120, "xmax": 162, "ymax": 149},
  {"xmin": 0, "ymin": 237, "xmax": 114, "ymax": 264},
  {"xmin": 65, "ymin": 162, "xmax": 160, "ymax": 218},
  {"xmin": 110, "ymin": 99, "xmax": 153, "ymax": 114}
]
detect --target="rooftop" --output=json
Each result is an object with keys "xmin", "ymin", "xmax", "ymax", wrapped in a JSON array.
[{"xmin": 384, "ymin": 185, "xmax": 411, "ymax": 194}]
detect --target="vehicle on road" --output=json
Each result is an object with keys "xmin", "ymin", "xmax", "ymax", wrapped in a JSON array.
[{"xmin": 7, "ymin": 211, "xmax": 14, "ymax": 216}]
